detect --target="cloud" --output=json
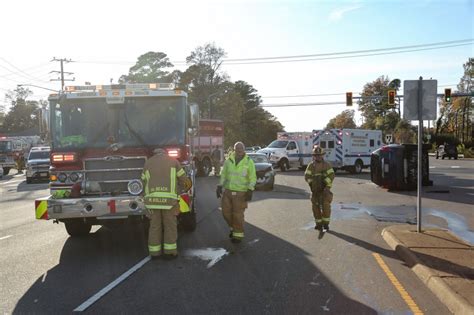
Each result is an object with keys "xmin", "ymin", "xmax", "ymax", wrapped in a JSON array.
[{"xmin": 328, "ymin": 5, "xmax": 362, "ymax": 22}]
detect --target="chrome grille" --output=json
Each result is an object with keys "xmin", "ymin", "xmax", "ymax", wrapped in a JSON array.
[{"xmin": 84, "ymin": 156, "xmax": 146, "ymax": 194}]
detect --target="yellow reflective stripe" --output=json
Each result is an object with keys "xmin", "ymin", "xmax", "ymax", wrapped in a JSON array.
[
  {"xmin": 316, "ymin": 219, "xmax": 323, "ymax": 223},
  {"xmin": 143, "ymin": 170, "xmax": 150, "ymax": 195},
  {"xmin": 232, "ymin": 231, "xmax": 244, "ymax": 238},
  {"xmin": 170, "ymin": 167, "xmax": 176, "ymax": 194},
  {"xmin": 326, "ymin": 168, "xmax": 335, "ymax": 175},
  {"xmin": 324, "ymin": 178, "xmax": 332, "ymax": 184},
  {"xmin": 164, "ymin": 243, "xmax": 177, "ymax": 250},
  {"xmin": 146, "ymin": 192, "xmax": 179, "ymax": 199},
  {"xmin": 179, "ymin": 196, "xmax": 190, "ymax": 213},
  {"xmin": 35, "ymin": 200, "xmax": 48, "ymax": 219},
  {"xmin": 148, "ymin": 244, "xmax": 161, "ymax": 253},
  {"xmin": 322, "ymin": 217, "xmax": 330, "ymax": 222},
  {"xmin": 177, "ymin": 168, "xmax": 185, "ymax": 177},
  {"xmin": 146, "ymin": 205, "xmax": 173, "ymax": 210}
]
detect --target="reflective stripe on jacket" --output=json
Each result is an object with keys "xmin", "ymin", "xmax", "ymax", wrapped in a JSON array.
[
  {"xmin": 220, "ymin": 152, "xmax": 256, "ymax": 192},
  {"xmin": 304, "ymin": 160, "xmax": 335, "ymax": 189},
  {"xmin": 141, "ymin": 153, "xmax": 186, "ymax": 210}
]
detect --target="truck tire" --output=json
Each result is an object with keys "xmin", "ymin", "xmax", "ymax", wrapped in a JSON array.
[
  {"xmin": 279, "ymin": 159, "xmax": 288, "ymax": 172},
  {"xmin": 26, "ymin": 177, "xmax": 32, "ymax": 184},
  {"xmin": 65, "ymin": 220, "xmax": 92, "ymax": 237},
  {"xmin": 351, "ymin": 160, "xmax": 363, "ymax": 174},
  {"xmin": 201, "ymin": 158, "xmax": 212, "ymax": 177},
  {"xmin": 3, "ymin": 167, "xmax": 11, "ymax": 175},
  {"xmin": 180, "ymin": 211, "xmax": 196, "ymax": 232}
]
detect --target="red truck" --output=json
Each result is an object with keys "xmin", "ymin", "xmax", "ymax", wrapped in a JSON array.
[
  {"xmin": 0, "ymin": 135, "xmax": 40, "ymax": 175},
  {"xmin": 34, "ymin": 83, "xmax": 199, "ymax": 237},
  {"xmin": 193, "ymin": 119, "xmax": 224, "ymax": 176}
]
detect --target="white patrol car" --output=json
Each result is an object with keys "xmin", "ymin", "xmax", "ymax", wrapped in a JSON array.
[{"xmin": 26, "ymin": 146, "xmax": 51, "ymax": 183}]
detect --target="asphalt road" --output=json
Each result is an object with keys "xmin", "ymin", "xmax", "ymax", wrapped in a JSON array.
[{"xmin": 1, "ymin": 157, "xmax": 471, "ymax": 314}]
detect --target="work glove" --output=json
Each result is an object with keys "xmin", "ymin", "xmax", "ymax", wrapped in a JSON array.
[
  {"xmin": 245, "ymin": 189, "xmax": 253, "ymax": 201},
  {"xmin": 216, "ymin": 185, "xmax": 223, "ymax": 199}
]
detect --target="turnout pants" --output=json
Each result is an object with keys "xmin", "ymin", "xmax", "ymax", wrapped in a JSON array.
[
  {"xmin": 221, "ymin": 190, "xmax": 247, "ymax": 240},
  {"xmin": 311, "ymin": 189, "xmax": 333, "ymax": 225},
  {"xmin": 148, "ymin": 204, "xmax": 178, "ymax": 256}
]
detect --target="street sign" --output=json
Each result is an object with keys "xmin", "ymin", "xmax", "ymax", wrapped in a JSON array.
[
  {"xmin": 403, "ymin": 80, "xmax": 437, "ymax": 120},
  {"xmin": 385, "ymin": 134, "xmax": 393, "ymax": 144}
]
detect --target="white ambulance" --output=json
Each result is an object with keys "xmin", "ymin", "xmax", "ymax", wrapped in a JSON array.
[
  {"xmin": 258, "ymin": 132, "xmax": 314, "ymax": 171},
  {"xmin": 312, "ymin": 129, "xmax": 383, "ymax": 173}
]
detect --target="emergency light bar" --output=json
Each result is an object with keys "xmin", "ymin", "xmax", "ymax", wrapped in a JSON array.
[{"xmin": 65, "ymin": 83, "xmax": 175, "ymax": 92}]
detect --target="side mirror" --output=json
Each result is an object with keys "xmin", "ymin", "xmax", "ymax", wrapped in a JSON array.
[{"xmin": 189, "ymin": 103, "xmax": 199, "ymax": 129}]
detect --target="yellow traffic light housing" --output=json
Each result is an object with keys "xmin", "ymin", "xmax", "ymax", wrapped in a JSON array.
[
  {"xmin": 444, "ymin": 88, "xmax": 451, "ymax": 102},
  {"xmin": 388, "ymin": 90, "xmax": 396, "ymax": 107},
  {"xmin": 346, "ymin": 92, "xmax": 353, "ymax": 106}
]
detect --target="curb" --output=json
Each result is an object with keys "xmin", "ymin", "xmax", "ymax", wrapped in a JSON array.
[{"xmin": 382, "ymin": 228, "xmax": 474, "ymax": 315}]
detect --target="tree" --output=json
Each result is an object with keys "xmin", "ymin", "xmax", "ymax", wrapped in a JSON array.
[
  {"xmin": 358, "ymin": 76, "xmax": 401, "ymax": 129},
  {"xmin": 325, "ymin": 110, "xmax": 356, "ymax": 129},
  {"xmin": 119, "ymin": 51, "xmax": 174, "ymax": 83},
  {"xmin": 2, "ymin": 87, "xmax": 40, "ymax": 133},
  {"xmin": 393, "ymin": 119, "xmax": 415, "ymax": 144}
]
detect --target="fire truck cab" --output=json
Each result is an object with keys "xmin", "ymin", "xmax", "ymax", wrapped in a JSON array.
[{"xmin": 34, "ymin": 83, "xmax": 199, "ymax": 237}]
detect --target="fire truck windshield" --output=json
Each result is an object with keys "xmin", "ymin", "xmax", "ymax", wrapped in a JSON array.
[
  {"xmin": 267, "ymin": 140, "xmax": 288, "ymax": 148},
  {"xmin": 0, "ymin": 141, "xmax": 12, "ymax": 153},
  {"xmin": 51, "ymin": 96, "xmax": 186, "ymax": 149}
]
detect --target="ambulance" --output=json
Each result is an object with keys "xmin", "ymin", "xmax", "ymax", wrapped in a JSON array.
[
  {"xmin": 258, "ymin": 132, "xmax": 314, "ymax": 171},
  {"xmin": 312, "ymin": 129, "xmax": 383, "ymax": 173}
]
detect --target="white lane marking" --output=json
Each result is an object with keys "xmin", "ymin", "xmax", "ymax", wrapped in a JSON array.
[
  {"xmin": 247, "ymin": 239, "xmax": 260, "ymax": 245},
  {"xmin": 451, "ymin": 166, "xmax": 460, "ymax": 168},
  {"xmin": 429, "ymin": 166, "xmax": 436, "ymax": 169},
  {"xmin": 42, "ymin": 271, "xmax": 48, "ymax": 283},
  {"xmin": 184, "ymin": 248, "xmax": 229, "ymax": 268},
  {"xmin": 0, "ymin": 235, "xmax": 13, "ymax": 241},
  {"xmin": 74, "ymin": 256, "xmax": 150, "ymax": 312}
]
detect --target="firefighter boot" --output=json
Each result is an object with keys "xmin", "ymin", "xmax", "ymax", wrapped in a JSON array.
[
  {"xmin": 315, "ymin": 222, "xmax": 322, "ymax": 231},
  {"xmin": 323, "ymin": 223, "xmax": 329, "ymax": 232}
]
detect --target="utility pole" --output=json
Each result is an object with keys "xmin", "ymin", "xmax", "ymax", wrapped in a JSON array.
[{"xmin": 50, "ymin": 57, "xmax": 75, "ymax": 91}]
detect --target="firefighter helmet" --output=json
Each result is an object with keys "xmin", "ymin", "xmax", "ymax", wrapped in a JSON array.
[{"xmin": 312, "ymin": 146, "xmax": 325, "ymax": 156}]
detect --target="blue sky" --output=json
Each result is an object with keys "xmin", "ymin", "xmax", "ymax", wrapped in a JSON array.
[{"xmin": 0, "ymin": 0, "xmax": 472, "ymax": 132}]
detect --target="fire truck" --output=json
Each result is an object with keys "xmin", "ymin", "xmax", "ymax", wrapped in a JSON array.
[
  {"xmin": 34, "ymin": 83, "xmax": 199, "ymax": 237},
  {"xmin": 0, "ymin": 135, "xmax": 40, "ymax": 175},
  {"xmin": 193, "ymin": 119, "xmax": 224, "ymax": 176}
]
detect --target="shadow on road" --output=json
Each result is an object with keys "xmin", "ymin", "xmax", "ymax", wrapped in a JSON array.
[{"xmin": 14, "ymin": 187, "xmax": 377, "ymax": 314}]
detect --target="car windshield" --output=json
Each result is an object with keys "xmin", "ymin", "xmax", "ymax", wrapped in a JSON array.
[
  {"xmin": 267, "ymin": 140, "xmax": 288, "ymax": 148},
  {"xmin": 51, "ymin": 97, "xmax": 186, "ymax": 149},
  {"xmin": 249, "ymin": 154, "xmax": 269, "ymax": 163},
  {"xmin": 28, "ymin": 151, "xmax": 50, "ymax": 160}
]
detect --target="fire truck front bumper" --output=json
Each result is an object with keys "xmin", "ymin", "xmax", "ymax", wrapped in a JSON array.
[{"xmin": 35, "ymin": 196, "xmax": 146, "ymax": 220}]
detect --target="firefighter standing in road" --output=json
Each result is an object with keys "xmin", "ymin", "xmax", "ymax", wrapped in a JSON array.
[
  {"xmin": 304, "ymin": 146, "xmax": 335, "ymax": 231},
  {"xmin": 211, "ymin": 145, "xmax": 221, "ymax": 176},
  {"xmin": 141, "ymin": 148, "xmax": 189, "ymax": 260},
  {"xmin": 216, "ymin": 142, "xmax": 256, "ymax": 243}
]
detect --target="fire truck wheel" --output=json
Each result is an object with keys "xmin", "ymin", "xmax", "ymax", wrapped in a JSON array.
[
  {"xmin": 352, "ymin": 160, "xmax": 363, "ymax": 174},
  {"xmin": 26, "ymin": 177, "xmax": 32, "ymax": 184},
  {"xmin": 3, "ymin": 167, "xmax": 11, "ymax": 175},
  {"xmin": 180, "ymin": 211, "xmax": 196, "ymax": 232},
  {"xmin": 279, "ymin": 159, "xmax": 288, "ymax": 172},
  {"xmin": 201, "ymin": 158, "xmax": 212, "ymax": 177},
  {"xmin": 65, "ymin": 220, "xmax": 92, "ymax": 237}
]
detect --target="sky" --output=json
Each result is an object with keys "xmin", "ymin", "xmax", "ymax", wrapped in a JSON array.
[{"xmin": 0, "ymin": 0, "xmax": 472, "ymax": 132}]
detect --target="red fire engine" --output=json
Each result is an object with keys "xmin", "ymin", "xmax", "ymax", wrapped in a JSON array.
[{"xmin": 34, "ymin": 83, "xmax": 199, "ymax": 237}]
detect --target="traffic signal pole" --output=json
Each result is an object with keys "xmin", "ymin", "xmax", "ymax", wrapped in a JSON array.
[{"xmin": 417, "ymin": 77, "xmax": 423, "ymax": 233}]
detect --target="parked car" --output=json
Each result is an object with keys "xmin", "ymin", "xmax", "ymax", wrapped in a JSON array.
[
  {"xmin": 26, "ymin": 146, "xmax": 51, "ymax": 183},
  {"xmin": 247, "ymin": 153, "xmax": 275, "ymax": 190},
  {"xmin": 435, "ymin": 144, "xmax": 458, "ymax": 160},
  {"xmin": 245, "ymin": 146, "xmax": 262, "ymax": 153}
]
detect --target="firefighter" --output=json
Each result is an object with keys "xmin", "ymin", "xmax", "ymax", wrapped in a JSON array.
[
  {"xmin": 211, "ymin": 145, "xmax": 221, "ymax": 176},
  {"xmin": 141, "ymin": 148, "xmax": 189, "ymax": 260},
  {"xmin": 304, "ymin": 146, "xmax": 335, "ymax": 231},
  {"xmin": 16, "ymin": 151, "xmax": 25, "ymax": 174},
  {"xmin": 216, "ymin": 142, "xmax": 256, "ymax": 243}
]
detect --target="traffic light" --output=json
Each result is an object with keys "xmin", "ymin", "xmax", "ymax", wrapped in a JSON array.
[
  {"xmin": 444, "ymin": 88, "xmax": 451, "ymax": 102},
  {"xmin": 388, "ymin": 90, "xmax": 396, "ymax": 107},
  {"xmin": 346, "ymin": 92, "xmax": 353, "ymax": 106}
]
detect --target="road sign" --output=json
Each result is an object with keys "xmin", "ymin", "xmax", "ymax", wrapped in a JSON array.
[
  {"xmin": 385, "ymin": 134, "xmax": 393, "ymax": 144},
  {"xmin": 403, "ymin": 80, "xmax": 437, "ymax": 120}
]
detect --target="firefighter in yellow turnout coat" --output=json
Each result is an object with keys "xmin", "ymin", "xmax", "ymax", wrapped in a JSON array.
[
  {"xmin": 141, "ymin": 148, "xmax": 188, "ymax": 260},
  {"xmin": 216, "ymin": 142, "xmax": 256, "ymax": 243},
  {"xmin": 304, "ymin": 146, "xmax": 335, "ymax": 231}
]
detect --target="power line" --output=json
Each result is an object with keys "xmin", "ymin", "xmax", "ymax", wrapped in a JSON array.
[
  {"xmin": 0, "ymin": 58, "xmax": 49, "ymax": 83},
  {"xmin": 75, "ymin": 38, "xmax": 473, "ymax": 66},
  {"xmin": 261, "ymin": 102, "xmax": 346, "ymax": 107},
  {"xmin": 0, "ymin": 62, "xmax": 50, "ymax": 79}
]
